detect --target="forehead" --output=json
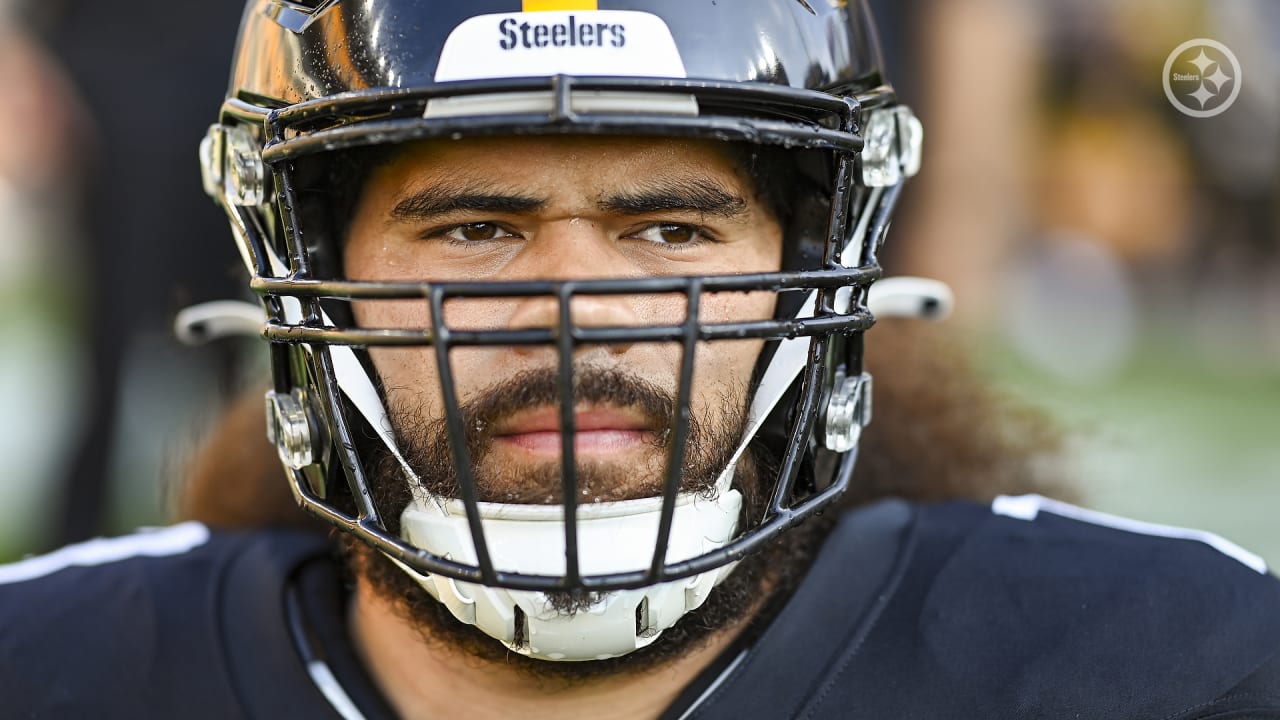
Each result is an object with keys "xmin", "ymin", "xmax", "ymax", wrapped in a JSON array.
[{"xmin": 358, "ymin": 135, "xmax": 755, "ymax": 204}]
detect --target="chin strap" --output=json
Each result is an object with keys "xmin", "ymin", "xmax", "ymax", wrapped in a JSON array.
[{"xmin": 395, "ymin": 495, "xmax": 743, "ymax": 661}]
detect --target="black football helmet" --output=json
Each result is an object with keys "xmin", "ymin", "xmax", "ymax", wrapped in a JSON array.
[{"xmin": 201, "ymin": 0, "xmax": 922, "ymax": 660}]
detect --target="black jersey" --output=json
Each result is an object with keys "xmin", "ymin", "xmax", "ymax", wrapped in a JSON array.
[
  {"xmin": 3, "ymin": 496, "xmax": 1279, "ymax": 719},
  {"xmin": 0, "ymin": 522, "xmax": 387, "ymax": 719}
]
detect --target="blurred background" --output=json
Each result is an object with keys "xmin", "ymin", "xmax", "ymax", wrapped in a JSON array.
[{"xmin": 0, "ymin": 0, "xmax": 1276, "ymax": 564}]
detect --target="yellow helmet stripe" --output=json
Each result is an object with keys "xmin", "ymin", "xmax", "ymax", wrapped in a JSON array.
[{"xmin": 522, "ymin": 0, "xmax": 599, "ymax": 11}]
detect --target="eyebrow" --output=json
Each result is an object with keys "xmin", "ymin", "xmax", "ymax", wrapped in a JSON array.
[
  {"xmin": 387, "ymin": 177, "xmax": 749, "ymax": 222},
  {"xmin": 598, "ymin": 179, "xmax": 748, "ymax": 218},
  {"xmin": 390, "ymin": 187, "xmax": 546, "ymax": 221}
]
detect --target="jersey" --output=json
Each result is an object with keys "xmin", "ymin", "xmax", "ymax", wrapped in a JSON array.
[
  {"xmin": 3, "ymin": 495, "xmax": 1279, "ymax": 719},
  {"xmin": 0, "ymin": 523, "xmax": 386, "ymax": 719}
]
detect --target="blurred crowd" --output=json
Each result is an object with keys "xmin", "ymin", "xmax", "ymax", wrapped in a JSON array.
[
  {"xmin": 0, "ymin": 0, "xmax": 1276, "ymax": 557},
  {"xmin": 893, "ymin": 0, "xmax": 1280, "ymax": 380},
  {"xmin": 0, "ymin": 0, "xmax": 247, "ymax": 552}
]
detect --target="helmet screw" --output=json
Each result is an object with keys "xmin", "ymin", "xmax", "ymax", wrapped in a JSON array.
[
  {"xmin": 824, "ymin": 372, "xmax": 873, "ymax": 452},
  {"xmin": 860, "ymin": 106, "xmax": 923, "ymax": 187},
  {"xmin": 265, "ymin": 389, "xmax": 315, "ymax": 469},
  {"xmin": 223, "ymin": 125, "xmax": 267, "ymax": 207}
]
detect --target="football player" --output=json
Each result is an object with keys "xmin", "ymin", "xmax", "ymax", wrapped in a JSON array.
[{"xmin": 3, "ymin": 1, "xmax": 1279, "ymax": 717}]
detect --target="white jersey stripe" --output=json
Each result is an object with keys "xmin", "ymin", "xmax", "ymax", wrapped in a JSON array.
[
  {"xmin": 306, "ymin": 660, "xmax": 368, "ymax": 720},
  {"xmin": 992, "ymin": 494, "xmax": 1267, "ymax": 574},
  {"xmin": 0, "ymin": 522, "xmax": 211, "ymax": 585},
  {"xmin": 676, "ymin": 649, "xmax": 749, "ymax": 720}
]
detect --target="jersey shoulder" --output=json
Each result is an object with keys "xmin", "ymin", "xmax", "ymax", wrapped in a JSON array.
[
  {"xmin": 0, "ymin": 524, "xmax": 330, "ymax": 718},
  {"xmin": 0, "ymin": 522, "xmax": 223, "ymax": 635},
  {"xmin": 986, "ymin": 493, "xmax": 1269, "ymax": 573},
  {"xmin": 696, "ymin": 496, "xmax": 1280, "ymax": 720},
  {"xmin": 896, "ymin": 495, "xmax": 1280, "ymax": 718}
]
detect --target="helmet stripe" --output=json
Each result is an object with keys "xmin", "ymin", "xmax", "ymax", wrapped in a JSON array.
[{"xmin": 523, "ymin": 0, "xmax": 598, "ymax": 11}]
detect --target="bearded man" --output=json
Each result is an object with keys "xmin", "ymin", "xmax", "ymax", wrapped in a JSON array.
[{"xmin": 3, "ymin": 2, "xmax": 1279, "ymax": 718}]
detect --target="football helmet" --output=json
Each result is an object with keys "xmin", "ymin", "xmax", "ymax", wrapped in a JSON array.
[{"xmin": 201, "ymin": 0, "xmax": 922, "ymax": 661}]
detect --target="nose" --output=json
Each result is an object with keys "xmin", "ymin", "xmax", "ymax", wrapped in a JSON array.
[
  {"xmin": 504, "ymin": 220, "xmax": 648, "ymax": 357},
  {"xmin": 508, "ymin": 294, "xmax": 642, "ymax": 353}
]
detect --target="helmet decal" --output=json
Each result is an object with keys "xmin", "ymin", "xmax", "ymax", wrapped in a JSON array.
[{"xmin": 436, "ymin": 11, "xmax": 686, "ymax": 82}]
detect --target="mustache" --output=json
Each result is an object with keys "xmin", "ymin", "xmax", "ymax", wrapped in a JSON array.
[
  {"xmin": 382, "ymin": 364, "xmax": 723, "ymax": 505},
  {"xmin": 433, "ymin": 365, "xmax": 679, "ymax": 462},
  {"xmin": 368, "ymin": 362, "xmax": 759, "ymax": 525}
]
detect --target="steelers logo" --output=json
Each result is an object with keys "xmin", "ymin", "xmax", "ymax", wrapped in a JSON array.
[{"xmin": 1163, "ymin": 38, "xmax": 1242, "ymax": 118}]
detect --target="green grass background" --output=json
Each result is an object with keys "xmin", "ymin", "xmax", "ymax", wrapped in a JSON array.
[{"xmin": 984, "ymin": 335, "xmax": 1280, "ymax": 569}]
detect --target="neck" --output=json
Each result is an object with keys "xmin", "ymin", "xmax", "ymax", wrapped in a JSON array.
[{"xmin": 348, "ymin": 581, "xmax": 749, "ymax": 720}]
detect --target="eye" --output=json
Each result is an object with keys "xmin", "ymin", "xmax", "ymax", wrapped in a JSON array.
[
  {"xmin": 437, "ymin": 222, "xmax": 516, "ymax": 242},
  {"xmin": 630, "ymin": 223, "xmax": 713, "ymax": 246}
]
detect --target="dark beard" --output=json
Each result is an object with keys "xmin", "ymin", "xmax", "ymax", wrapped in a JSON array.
[
  {"xmin": 392, "ymin": 365, "xmax": 733, "ymax": 505},
  {"xmin": 339, "ymin": 452, "xmax": 786, "ymax": 683},
  {"xmin": 340, "ymin": 363, "xmax": 798, "ymax": 682}
]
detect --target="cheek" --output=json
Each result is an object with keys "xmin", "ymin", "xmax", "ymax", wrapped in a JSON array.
[
  {"xmin": 698, "ymin": 288, "xmax": 776, "ymax": 326},
  {"xmin": 350, "ymin": 297, "xmax": 433, "ymax": 418},
  {"xmin": 685, "ymin": 288, "xmax": 776, "ymax": 415},
  {"xmin": 351, "ymin": 298, "xmax": 429, "ymax": 331},
  {"xmin": 356, "ymin": 298, "xmax": 522, "ymax": 430},
  {"xmin": 684, "ymin": 337, "xmax": 761, "ymax": 441},
  {"xmin": 366, "ymin": 347, "xmax": 443, "ymax": 418}
]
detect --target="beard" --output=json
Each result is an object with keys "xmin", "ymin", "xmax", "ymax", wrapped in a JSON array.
[
  {"xmin": 338, "ymin": 363, "xmax": 802, "ymax": 683},
  {"xmin": 399, "ymin": 364, "xmax": 739, "ymax": 505}
]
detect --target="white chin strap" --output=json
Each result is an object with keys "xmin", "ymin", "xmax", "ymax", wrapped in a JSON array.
[{"xmin": 397, "ymin": 494, "xmax": 742, "ymax": 661}]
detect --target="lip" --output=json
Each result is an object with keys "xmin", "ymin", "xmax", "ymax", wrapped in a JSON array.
[{"xmin": 492, "ymin": 407, "xmax": 658, "ymax": 456}]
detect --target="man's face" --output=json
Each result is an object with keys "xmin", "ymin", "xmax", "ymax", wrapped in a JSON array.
[{"xmin": 344, "ymin": 135, "xmax": 783, "ymax": 504}]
